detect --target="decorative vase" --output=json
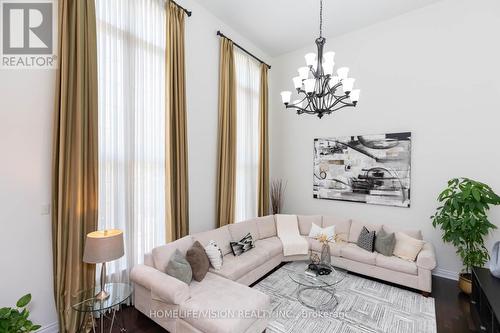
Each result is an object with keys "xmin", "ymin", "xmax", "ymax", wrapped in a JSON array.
[
  {"xmin": 491, "ymin": 241, "xmax": 500, "ymax": 278},
  {"xmin": 320, "ymin": 243, "xmax": 331, "ymax": 266},
  {"xmin": 458, "ymin": 273, "xmax": 472, "ymax": 295}
]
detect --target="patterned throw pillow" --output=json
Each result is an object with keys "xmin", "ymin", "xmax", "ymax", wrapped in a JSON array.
[
  {"xmin": 357, "ymin": 226, "xmax": 376, "ymax": 252},
  {"xmin": 230, "ymin": 233, "xmax": 255, "ymax": 256},
  {"xmin": 204, "ymin": 240, "xmax": 223, "ymax": 270},
  {"xmin": 374, "ymin": 228, "xmax": 396, "ymax": 256}
]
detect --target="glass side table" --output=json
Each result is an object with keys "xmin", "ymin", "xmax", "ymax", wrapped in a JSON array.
[
  {"xmin": 72, "ymin": 282, "xmax": 133, "ymax": 333},
  {"xmin": 288, "ymin": 261, "xmax": 347, "ymax": 311}
]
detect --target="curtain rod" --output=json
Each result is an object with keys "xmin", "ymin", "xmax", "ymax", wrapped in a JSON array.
[
  {"xmin": 216, "ymin": 31, "xmax": 271, "ymax": 69},
  {"xmin": 171, "ymin": 0, "xmax": 192, "ymax": 17}
]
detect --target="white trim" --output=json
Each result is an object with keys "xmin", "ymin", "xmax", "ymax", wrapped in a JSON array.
[
  {"xmin": 36, "ymin": 322, "xmax": 58, "ymax": 333},
  {"xmin": 433, "ymin": 268, "xmax": 458, "ymax": 281}
]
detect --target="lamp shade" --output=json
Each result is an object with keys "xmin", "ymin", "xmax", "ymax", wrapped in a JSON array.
[{"xmin": 83, "ymin": 229, "xmax": 124, "ymax": 264}]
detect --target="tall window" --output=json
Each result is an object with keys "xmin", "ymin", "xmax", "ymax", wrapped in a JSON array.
[
  {"xmin": 234, "ymin": 49, "xmax": 262, "ymax": 222},
  {"xmin": 96, "ymin": 0, "xmax": 166, "ymax": 282}
]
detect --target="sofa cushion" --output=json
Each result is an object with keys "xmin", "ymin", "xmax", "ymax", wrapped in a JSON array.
[
  {"xmin": 383, "ymin": 225, "xmax": 423, "ymax": 240},
  {"xmin": 165, "ymin": 249, "xmax": 192, "ymax": 284},
  {"xmin": 357, "ymin": 227, "xmax": 376, "ymax": 252},
  {"xmin": 256, "ymin": 237, "xmax": 283, "ymax": 257},
  {"xmin": 393, "ymin": 232, "xmax": 425, "ymax": 262},
  {"xmin": 374, "ymin": 229, "xmax": 396, "ymax": 256},
  {"xmin": 376, "ymin": 255, "xmax": 418, "ymax": 275},
  {"xmin": 322, "ymin": 216, "xmax": 351, "ymax": 242},
  {"xmin": 152, "ymin": 236, "xmax": 193, "ymax": 272},
  {"xmin": 348, "ymin": 220, "xmax": 382, "ymax": 243},
  {"xmin": 255, "ymin": 215, "xmax": 277, "ymax": 239},
  {"xmin": 183, "ymin": 272, "xmax": 270, "ymax": 333},
  {"xmin": 192, "ymin": 226, "xmax": 233, "ymax": 256},
  {"xmin": 340, "ymin": 243, "xmax": 377, "ymax": 265},
  {"xmin": 209, "ymin": 247, "xmax": 269, "ymax": 281},
  {"xmin": 297, "ymin": 215, "xmax": 322, "ymax": 236},
  {"xmin": 186, "ymin": 241, "xmax": 210, "ymax": 282},
  {"xmin": 228, "ymin": 219, "xmax": 260, "ymax": 242}
]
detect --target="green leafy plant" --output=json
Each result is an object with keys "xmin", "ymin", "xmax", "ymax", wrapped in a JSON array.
[
  {"xmin": 0, "ymin": 294, "xmax": 41, "ymax": 333},
  {"xmin": 432, "ymin": 178, "xmax": 500, "ymax": 274}
]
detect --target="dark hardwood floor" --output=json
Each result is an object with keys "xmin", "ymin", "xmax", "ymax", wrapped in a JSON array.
[{"xmin": 104, "ymin": 275, "xmax": 477, "ymax": 333}]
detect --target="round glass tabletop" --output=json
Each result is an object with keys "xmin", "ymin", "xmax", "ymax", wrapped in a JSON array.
[
  {"xmin": 288, "ymin": 261, "xmax": 348, "ymax": 288},
  {"xmin": 71, "ymin": 283, "xmax": 133, "ymax": 313}
]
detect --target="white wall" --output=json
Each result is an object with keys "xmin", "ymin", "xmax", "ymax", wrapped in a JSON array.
[
  {"xmin": 269, "ymin": 0, "xmax": 500, "ymax": 277},
  {"xmin": 0, "ymin": 70, "xmax": 58, "ymax": 329},
  {"xmin": 0, "ymin": 1, "xmax": 271, "ymax": 330},
  {"xmin": 180, "ymin": 0, "xmax": 271, "ymax": 233}
]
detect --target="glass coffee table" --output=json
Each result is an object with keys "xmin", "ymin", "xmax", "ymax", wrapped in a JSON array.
[
  {"xmin": 288, "ymin": 261, "xmax": 347, "ymax": 311},
  {"xmin": 72, "ymin": 282, "xmax": 133, "ymax": 333}
]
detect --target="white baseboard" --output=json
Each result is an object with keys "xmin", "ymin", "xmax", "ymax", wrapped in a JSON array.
[
  {"xmin": 433, "ymin": 268, "xmax": 458, "ymax": 281},
  {"xmin": 36, "ymin": 322, "xmax": 58, "ymax": 333}
]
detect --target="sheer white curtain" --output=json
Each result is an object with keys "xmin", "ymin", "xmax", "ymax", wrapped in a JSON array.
[
  {"xmin": 234, "ymin": 49, "xmax": 261, "ymax": 222},
  {"xmin": 96, "ymin": 0, "xmax": 166, "ymax": 283}
]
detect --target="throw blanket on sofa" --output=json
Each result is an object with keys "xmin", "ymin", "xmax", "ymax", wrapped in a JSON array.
[{"xmin": 276, "ymin": 214, "xmax": 309, "ymax": 256}]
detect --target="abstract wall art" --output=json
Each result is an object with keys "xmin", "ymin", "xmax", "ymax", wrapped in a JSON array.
[{"xmin": 313, "ymin": 132, "xmax": 411, "ymax": 207}]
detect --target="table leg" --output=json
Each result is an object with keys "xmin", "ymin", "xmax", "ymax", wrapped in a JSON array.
[{"xmin": 109, "ymin": 308, "xmax": 116, "ymax": 333}]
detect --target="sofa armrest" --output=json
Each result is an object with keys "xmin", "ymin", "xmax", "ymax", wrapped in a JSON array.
[
  {"xmin": 130, "ymin": 265, "xmax": 190, "ymax": 305},
  {"xmin": 416, "ymin": 242, "xmax": 437, "ymax": 270}
]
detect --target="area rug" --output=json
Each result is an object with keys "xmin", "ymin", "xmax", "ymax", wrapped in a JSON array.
[{"xmin": 253, "ymin": 261, "xmax": 436, "ymax": 333}]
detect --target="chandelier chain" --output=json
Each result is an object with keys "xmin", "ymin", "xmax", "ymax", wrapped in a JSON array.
[{"xmin": 319, "ymin": 0, "xmax": 323, "ymax": 38}]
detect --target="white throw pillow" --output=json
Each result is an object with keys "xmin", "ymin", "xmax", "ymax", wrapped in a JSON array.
[
  {"xmin": 308, "ymin": 223, "xmax": 335, "ymax": 241},
  {"xmin": 393, "ymin": 232, "xmax": 425, "ymax": 262},
  {"xmin": 204, "ymin": 240, "xmax": 223, "ymax": 270}
]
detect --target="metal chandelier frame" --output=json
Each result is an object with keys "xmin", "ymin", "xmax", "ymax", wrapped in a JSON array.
[{"xmin": 282, "ymin": 0, "xmax": 360, "ymax": 119}]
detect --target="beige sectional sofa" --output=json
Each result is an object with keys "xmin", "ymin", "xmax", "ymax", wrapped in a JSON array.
[{"xmin": 130, "ymin": 214, "xmax": 437, "ymax": 333}]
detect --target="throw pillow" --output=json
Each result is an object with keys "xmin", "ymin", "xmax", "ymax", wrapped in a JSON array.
[
  {"xmin": 308, "ymin": 223, "xmax": 336, "ymax": 241},
  {"xmin": 393, "ymin": 232, "xmax": 425, "ymax": 261},
  {"xmin": 204, "ymin": 240, "xmax": 223, "ymax": 270},
  {"xmin": 230, "ymin": 233, "xmax": 255, "ymax": 256},
  {"xmin": 357, "ymin": 226, "xmax": 376, "ymax": 252},
  {"xmin": 165, "ymin": 249, "xmax": 192, "ymax": 284},
  {"xmin": 374, "ymin": 228, "xmax": 396, "ymax": 256},
  {"xmin": 186, "ymin": 241, "xmax": 210, "ymax": 282}
]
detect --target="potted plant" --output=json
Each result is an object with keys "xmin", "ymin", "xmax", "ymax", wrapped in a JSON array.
[
  {"xmin": 0, "ymin": 294, "xmax": 41, "ymax": 332},
  {"xmin": 432, "ymin": 178, "xmax": 500, "ymax": 294}
]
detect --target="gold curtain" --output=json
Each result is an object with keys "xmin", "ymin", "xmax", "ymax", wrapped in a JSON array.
[
  {"xmin": 165, "ymin": 1, "xmax": 189, "ymax": 242},
  {"xmin": 258, "ymin": 64, "xmax": 270, "ymax": 216},
  {"xmin": 216, "ymin": 38, "xmax": 237, "ymax": 227},
  {"xmin": 52, "ymin": 0, "xmax": 98, "ymax": 332}
]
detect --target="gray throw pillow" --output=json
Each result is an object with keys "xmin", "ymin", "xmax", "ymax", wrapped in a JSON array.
[
  {"xmin": 357, "ymin": 226, "xmax": 375, "ymax": 252},
  {"xmin": 374, "ymin": 228, "xmax": 396, "ymax": 256},
  {"xmin": 165, "ymin": 249, "xmax": 192, "ymax": 284}
]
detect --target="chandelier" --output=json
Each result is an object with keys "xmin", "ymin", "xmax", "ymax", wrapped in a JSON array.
[{"xmin": 280, "ymin": 0, "xmax": 360, "ymax": 119}]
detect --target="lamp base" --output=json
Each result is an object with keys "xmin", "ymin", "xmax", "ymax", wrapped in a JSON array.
[{"xmin": 95, "ymin": 289, "xmax": 110, "ymax": 301}]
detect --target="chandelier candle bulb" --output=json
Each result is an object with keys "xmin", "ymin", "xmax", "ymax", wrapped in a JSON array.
[
  {"xmin": 304, "ymin": 79, "xmax": 316, "ymax": 94},
  {"xmin": 293, "ymin": 76, "xmax": 303, "ymax": 89},
  {"xmin": 342, "ymin": 78, "xmax": 355, "ymax": 93},
  {"xmin": 298, "ymin": 67, "xmax": 310, "ymax": 80},
  {"xmin": 280, "ymin": 91, "xmax": 292, "ymax": 104},
  {"xmin": 280, "ymin": 0, "xmax": 360, "ymax": 118},
  {"xmin": 305, "ymin": 53, "xmax": 317, "ymax": 67},
  {"xmin": 323, "ymin": 51, "xmax": 335, "ymax": 64},
  {"xmin": 337, "ymin": 67, "xmax": 349, "ymax": 80}
]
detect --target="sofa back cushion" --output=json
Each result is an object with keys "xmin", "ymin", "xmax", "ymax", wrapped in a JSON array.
[
  {"xmin": 297, "ymin": 215, "xmax": 322, "ymax": 236},
  {"xmin": 322, "ymin": 216, "xmax": 351, "ymax": 242},
  {"xmin": 383, "ymin": 225, "xmax": 423, "ymax": 240},
  {"xmin": 153, "ymin": 236, "xmax": 194, "ymax": 272},
  {"xmin": 255, "ymin": 215, "xmax": 277, "ymax": 239},
  {"xmin": 228, "ymin": 219, "xmax": 260, "ymax": 242},
  {"xmin": 192, "ymin": 226, "xmax": 233, "ymax": 256},
  {"xmin": 348, "ymin": 220, "xmax": 382, "ymax": 243}
]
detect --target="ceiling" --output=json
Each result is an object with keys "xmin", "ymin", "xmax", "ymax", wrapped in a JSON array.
[{"xmin": 192, "ymin": 0, "xmax": 442, "ymax": 57}]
